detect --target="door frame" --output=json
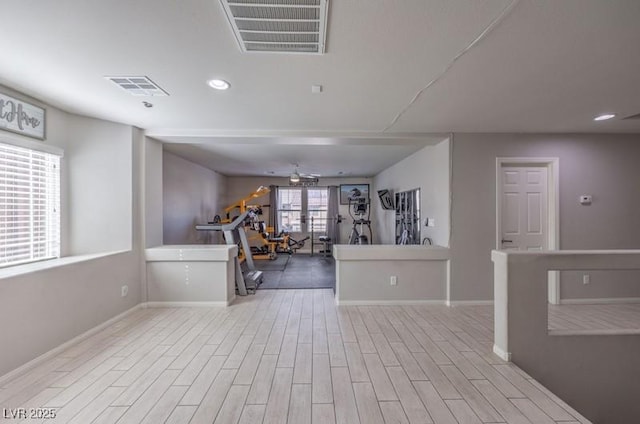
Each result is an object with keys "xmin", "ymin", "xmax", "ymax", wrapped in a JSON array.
[{"xmin": 496, "ymin": 157, "xmax": 561, "ymax": 304}]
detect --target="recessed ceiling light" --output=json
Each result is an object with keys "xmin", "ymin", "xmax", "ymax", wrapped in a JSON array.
[
  {"xmin": 142, "ymin": 101, "xmax": 153, "ymax": 108},
  {"xmin": 594, "ymin": 113, "xmax": 616, "ymax": 121},
  {"xmin": 208, "ymin": 79, "xmax": 230, "ymax": 90}
]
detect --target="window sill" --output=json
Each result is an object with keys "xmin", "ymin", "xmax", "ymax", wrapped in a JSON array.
[{"xmin": 0, "ymin": 250, "xmax": 130, "ymax": 280}]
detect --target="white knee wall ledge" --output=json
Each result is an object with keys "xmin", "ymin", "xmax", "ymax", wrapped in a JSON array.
[
  {"xmin": 491, "ymin": 249, "xmax": 640, "ymax": 361},
  {"xmin": 145, "ymin": 245, "xmax": 238, "ymax": 305},
  {"xmin": 333, "ymin": 245, "xmax": 450, "ymax": 305},
  {"xmin": 491, "ymin": 249, "xmax": 640, "ymax": 422}
]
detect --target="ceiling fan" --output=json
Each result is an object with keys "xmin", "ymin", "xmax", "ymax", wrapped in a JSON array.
[{"xmin": 290, "ymin": 164, "xmax": 320, "ymax": 185}]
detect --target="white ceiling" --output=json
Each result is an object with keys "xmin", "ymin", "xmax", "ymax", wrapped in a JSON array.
[{"xmin": 1, "ymin": 0, "xmax": 639, "ymax": 176}]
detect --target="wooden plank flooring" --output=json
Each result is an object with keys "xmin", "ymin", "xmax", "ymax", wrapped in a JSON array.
[
  {"xmin": 548, "ymin": 302, "xmax": 640, "ymax": 332},
  {"xmin": 0, "ymin": 289, "xmax": 592, "ymax": 423}
]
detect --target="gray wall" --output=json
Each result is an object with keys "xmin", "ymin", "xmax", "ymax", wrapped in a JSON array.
[
  {"xmin": 0, "ymin": 85, "xmax": 141, "ymax": 377},
  {"xmin": 63, "ymin": 115, "xmax": 133, "ymax": 255},
  {"xmin": 450, "ymin": 133, "xmax": 640, "ymax": 301},
  {"xmin": 373, "ymin": 139, "xmax": 450, "ymax": 246},
  {"xmin": 163, "ymin": 151, "xmax": 227, "ymax": 244},
  {"xmin": 145, "ymin": 137, "xmax": 164, "ymax": 248}
]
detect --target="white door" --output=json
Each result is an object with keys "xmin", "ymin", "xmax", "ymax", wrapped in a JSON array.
[{"xmin": 500, "ymin": 166, "xmax": 548, "ymax": 251}]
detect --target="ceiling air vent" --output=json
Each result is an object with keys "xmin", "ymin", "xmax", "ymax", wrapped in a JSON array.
[
  {"xmin": 220, "ymin": 0, "xmax": 329, "ymax": 54},
  {"xmin": 105, "ymin": 76, "xmax": 169, "ymax": 96}
]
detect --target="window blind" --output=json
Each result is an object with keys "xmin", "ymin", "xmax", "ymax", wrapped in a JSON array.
[
  {"xmin": 0, "ymin": 142, "xmax": 61, "ymax": 267},
  {"xmin": 277, "ymin": 188, "xmax": 302, "ymax": 232},
  {"xmin": 307, "ymin": 188, "xmax": 328, "ymax": 233}
]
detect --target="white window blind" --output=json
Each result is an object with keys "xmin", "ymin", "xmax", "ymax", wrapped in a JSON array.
[
  {"xmin": 307, "ymin": 188, "xmax": 328, "ymax": 233},
  {"xmin": 277, "ymin": 188, "xmax": 302, "ymax": 232},
  {"xmin": 0, "ymin": 142, "xmax": 60, "ymax": 267}
]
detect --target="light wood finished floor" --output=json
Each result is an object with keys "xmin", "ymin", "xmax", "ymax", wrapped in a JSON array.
[
  {"xmin": 0, "ymin": 289, "xmax": 592, "ymax": 424},
  {"xmin": 549, "ymin": 302, "xmax": 640, "ymax": 333}
]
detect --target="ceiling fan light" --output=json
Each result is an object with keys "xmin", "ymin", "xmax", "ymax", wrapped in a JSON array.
[{"xmin": 290, "ymin": 172, "xmax": 300, "ymax": 182}]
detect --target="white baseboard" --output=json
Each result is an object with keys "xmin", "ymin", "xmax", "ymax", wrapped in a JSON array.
[
  {"xmin": 493, "ymin": 344, "xmax": 511, "ymax": 362},
  {"xmin": 144, "ymin": 300, "xmax": 232, "ymax": 308},
  {"xmin": 335, "ymin": 299, "xmax": 446, "ymax": 306},
  {"xmin": 447, "ymin": 300, "xmax": 494, "ymax": 306},
  {"xmin": 559, "ymin": 297, "xmax": 640, "ymax": 305},
  {"xmin": 0, "ymin": 303, "xmax": 143, "ymax": 386},
  {"xmin": 549, "ymin": 328, "xmax": 640, "ymax": 336}
]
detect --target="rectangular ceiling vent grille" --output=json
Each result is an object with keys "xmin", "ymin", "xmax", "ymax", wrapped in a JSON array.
[
  {"xmin": 105, "ymin": 76, "xmax": 169, "ymax": 96},
  {"xmin": 220, "ymin": 0, "xmax": 328, "ymax": 54}
]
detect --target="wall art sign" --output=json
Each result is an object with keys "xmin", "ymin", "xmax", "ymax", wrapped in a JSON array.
[{"xmin": 0, "ymin": 92, "xmax": 46, "ymax": 140}]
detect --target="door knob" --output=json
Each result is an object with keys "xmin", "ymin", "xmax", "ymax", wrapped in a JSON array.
[{"xmin": 501, "ymin": 239, "xmax": 513, "ymax": 243}]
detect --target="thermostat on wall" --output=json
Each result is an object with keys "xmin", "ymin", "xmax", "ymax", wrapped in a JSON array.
[{"xmin": 579, "ymin": 195, "xmax": 592, "ymax": 205}]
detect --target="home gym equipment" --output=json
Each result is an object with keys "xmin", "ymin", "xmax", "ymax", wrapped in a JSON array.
[
  {"xmin": 395, "ymin": 188, "xmax": 420, "ymax": 245},
  {"xmin": 196, "ymin": 211, "xmax": 263, "ymax": 295},
  {"xmin": 284, "ymin": 232, "xmax": 310, "ymax": 252},
  {"xmin": 221, "ymin": 186, "xmax": 284, "ymax": 261},
  {"xmin": 222, "ymin": 186, "xmax": 312, "ymax": 261},
  {"xmin": 250, "ymin": 220, "xmax": 312, "ymax": 258},
  {"xmin": 308, "ymin": 215, "xmax": 342, "ymax": 256},
  {"xmin": 348, "ymin": 198, "xmax": 372, "ymax": 245},
  {"xmin": 246, "ymin": 208, "xmax": 287, "ymax": 260},
  {"xmin": 318, "ymin": 235, "xmax": 332, "ymax": 257},
  {"xmin": 222, "ymin": 186, "xmax": 270, "ymax": 223}
]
